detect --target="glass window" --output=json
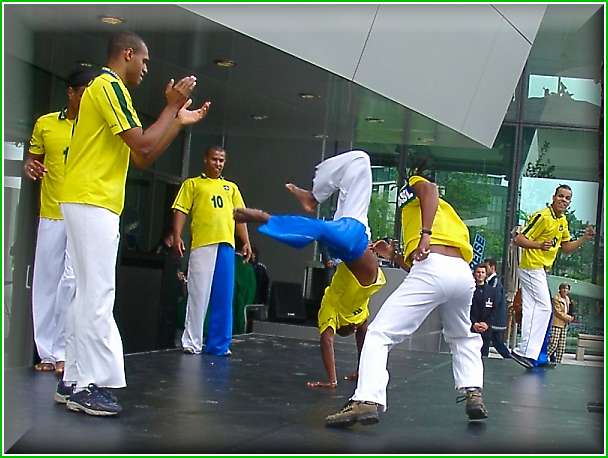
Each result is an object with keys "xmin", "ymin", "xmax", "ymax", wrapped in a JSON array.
[
  {"xmin": 369, "ymin": 164, "xmax": 398, "ymax": 240},
  {"xmin": 523, "ymin": 5, "xmax": 602, "ymax": 127}
]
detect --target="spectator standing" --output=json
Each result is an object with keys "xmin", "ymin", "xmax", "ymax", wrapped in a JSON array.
[
  {"xmin": 547, "ymin": 283, "xmax": 574, "ymax": 365},
  {"xmin": 469, "ymin": 264, "xmax": 495, "ymax": 357},
  {"xmin": 483, "ymin": 258, "xmax": 512, "ymax": 359}
]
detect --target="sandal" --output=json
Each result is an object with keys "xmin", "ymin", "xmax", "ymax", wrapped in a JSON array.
[
  {"xmin": 55, "ymin": 361, "xmax": 65, "ymax": 375},
  {"xmin": 34, "ymin": 362, "xmax": 55, "ymax": 372}
]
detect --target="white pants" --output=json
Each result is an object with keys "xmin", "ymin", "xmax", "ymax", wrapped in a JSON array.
[
  {"xmin": 61, "ymin": 204, "xmax": 125, "ymax": 389},
  {"xmin": 182, "ymin": 244, "xmax": 218, "ymax": 353},
  {"xmin": 32, "ymin": 218, "xmax": 75, "ymax": 363},
  {"xmin": 515, "ymin": 268, "xmax": 552, "ymax": 359},
  {"xmin": 352, "ymin": 254, "xmax": 482, "ymax": 410},
  {"xmin": 312, "ymin": 150, "xmax": 372, "ymax": 232}
]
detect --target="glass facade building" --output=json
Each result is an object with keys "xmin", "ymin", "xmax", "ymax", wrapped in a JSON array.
[{"xmin": 3, "ymin": 4, "xmax": 604, "ymax": 364}]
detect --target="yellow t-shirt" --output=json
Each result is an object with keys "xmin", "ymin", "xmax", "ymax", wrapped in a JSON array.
[
  {"xmin": 318, "ymin": 263, "xmax": 386, "ymax": 334},
  {"xmin": 28, "ymin": 109, "xmax": 73, "ymax": 220},
  {"xmin": 61, "ymin": 67, "xmax": 141, "ymax": 215},
  {"xmin": 172, "ymin": 175, "xmax": 246, "ymax": 250},
  {"xmin": 519, "ymin": 206, "xmax": 571, "ymax": 270},
  {"xmin": 398, "ymin": 175, "xmax": 473, "ymax": 265}
]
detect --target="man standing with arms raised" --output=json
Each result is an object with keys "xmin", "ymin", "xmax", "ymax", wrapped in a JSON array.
[{"xmin": 57, "ymin": 31, "xmax": 210, "ymax": 416}]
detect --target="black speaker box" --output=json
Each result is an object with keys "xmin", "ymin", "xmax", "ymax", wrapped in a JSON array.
[{"xmin": 269, "ymin": 281, "xmax": 306, "ymax": 323}]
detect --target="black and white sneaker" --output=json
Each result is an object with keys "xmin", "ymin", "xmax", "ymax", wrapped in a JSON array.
[
  {"xmin": 511, "ymin": 351, "xmax": 534, "ymax": 369},
  {"xmin": 66, "ymin": 384, "xmax": 122, "ymax": 416},
  {"xmin": 54, "ymin": 380, "xmax": 75, "ymax": 404}
]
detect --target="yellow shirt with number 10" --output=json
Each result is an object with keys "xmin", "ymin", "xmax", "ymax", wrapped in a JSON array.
[{"xmin": 172, "ymin": 175, "xmax": 246, "ymax": 250}]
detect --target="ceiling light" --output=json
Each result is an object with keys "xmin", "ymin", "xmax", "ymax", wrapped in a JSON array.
[
  {"xmin": 214, "ymin": 58, "xmax": 236, "ymax": 68},
  {"xmin": 251, "ymin": 114, "xmax": 268, "ymax": 121},
  {"xmin": 365, "ymin": 117, "xmax": 384, "ymax": 124},
  {"xmin": 99, "ymin": 16, "xmax": 125, "ymax": 25},
  {"xmin": 299, "ymin": 93, "xmax": 320, "ymax": 100},
  {"xmin": 313, "ymin": 134, "xmax": 328, "ymax": 139}
]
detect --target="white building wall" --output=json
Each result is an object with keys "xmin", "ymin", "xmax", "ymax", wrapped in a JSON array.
[{"xmin": 181, "ymin": 4, "xmax": 546, "ymax": 148}]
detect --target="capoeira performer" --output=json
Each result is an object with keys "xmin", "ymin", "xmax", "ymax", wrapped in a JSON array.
[
  {"xmin": 56, "ymin": 31, "xmax": 209, "ymax": 416},
  {"xmin": 172, "ymin": 146, "xmax": 251, "ymax": 357},
  {"xmin": 235, "ymin": 149, "xmax": 386, "ymax": 389},
  {"xmin": 325, "ymin": 170, "xmax": 488, "ymax": 427},
  {"xmin": 24, "ymin": 66, "xmax": 98, "ymax": 375},
  {"xmin": 511, "ymin": 184, "xmax": 595, "ymax": 369}
]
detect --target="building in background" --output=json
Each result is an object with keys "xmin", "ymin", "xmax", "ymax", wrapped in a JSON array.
[{"xmin": 3, "ymin": 4, "xmax": 603, "ymax": 365}]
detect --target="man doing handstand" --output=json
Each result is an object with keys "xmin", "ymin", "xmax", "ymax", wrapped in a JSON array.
[{"xmin": 234, "ymin": 150, "xmax": 385, "ymax": 388}]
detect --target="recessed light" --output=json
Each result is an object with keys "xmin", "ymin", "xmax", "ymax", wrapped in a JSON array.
[
  {"xmin": 313, "ymin": 134, "xmax": 328, "ymax": 139},
  {"xmin": 99, "ymin": 16, "xmax": 125, "ymax": 25},
  {"xmin": 214, "ymin": 58, "xmax": 236, "ymax": 68},
  {"xmin": 251, "ymin": 114, "xmax": 268, "ymax": 121},
  {"xmin": 299, "ymin": 93, "xmax": 320, "ymax": 100},
  {"xmin": 365, "ymin": 117, "xmax": 384, "ymax": 124}
]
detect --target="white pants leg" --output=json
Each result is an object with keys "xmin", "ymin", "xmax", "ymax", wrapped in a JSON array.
[
  {"xmin": 51, "ymin": 241, "xmax": 75, "ymax": 362},
  {"xmin": 181, "ymin": 245, "xmax": 218, "ymax": 353},
  {"xmin": 32, "ymin": 218, "xmax": 73, "ymax": 363},
  {"xmin": 62, "ymin": 203, "xmax": 125, "ymax": 389},
  {"xmin": 312, "ymin": 150, "xmax": 372, "ymax": 229},
  {"xmin": 515, "ymin": 268, "xmax": 552, "ymax": 359},
  {"xmin": 352, "ymin": 254, "xmax": 481, "ymax": 410}
]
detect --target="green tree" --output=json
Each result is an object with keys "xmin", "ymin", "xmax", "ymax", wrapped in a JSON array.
[{"xmin": 368, "ymin": 192, "xmax": 395, "ymax": 240}]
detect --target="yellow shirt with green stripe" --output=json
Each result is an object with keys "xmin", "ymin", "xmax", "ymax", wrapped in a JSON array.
[
  {"xmin": 29, "ymin": 109, "xmax": 73, "ymax": 220},
  {"xmin": 519, "ymin": 206, "xmax": 571, "ymax": 269},
  {"xmin": 61, "ymin": 67, "xmax": 141, "ymax": 215},
  {"xmin": 172, "ymin": 175, "xmax": 246, "ymax": 250},
  {"xmin": 398, "ymin": 175, "xmax": 473, "ymax": 265}
]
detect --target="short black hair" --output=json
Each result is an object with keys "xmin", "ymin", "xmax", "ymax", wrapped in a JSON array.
[
  {"xmin": 205, "ymin": 146, "xmax": 226, "ymax": 158},
  {"xmin": 66, "ymin": 65, "xmax": 99, "ymax": 88},
  {"xmin": 474, "ymin": 263, "xmax": 487, "ymax": 271},
  {"xmin": 107, "ymin": 31, "xmax": 145, "ymax": 59},
  {"xmin": 484, "ymin": 258, "xmax": 497, "ymax": 269},
  {"xmin": 554, "ymin": 184, "xmax": 572, "ymax": 195}
]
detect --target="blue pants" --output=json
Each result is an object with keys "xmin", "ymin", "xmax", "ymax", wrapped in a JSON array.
[
  {"xmin": 258, "ymin": 215, "xmax": 368, "ymax": 262},
  {"xmin": 205, "ymin": 243, "xmax": 235, "ymax": 355}
]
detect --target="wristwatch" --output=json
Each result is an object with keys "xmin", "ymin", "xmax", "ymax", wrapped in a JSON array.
[{"xmin": 420, "ymin": 228, "xmax": 433, "ymax": 236}]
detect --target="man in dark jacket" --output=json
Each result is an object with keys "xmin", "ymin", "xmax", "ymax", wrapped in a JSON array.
[
  {"xmin": 484, "ymin": 258, "xmax": 512, "ymax": 358},
  {"xmin": 470, "ymin": 264, "xmax": 495, "ymax": 357}
]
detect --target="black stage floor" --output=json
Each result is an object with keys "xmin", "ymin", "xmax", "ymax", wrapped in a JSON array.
[{"xmin": 4, "ymin": 333, "xmax": 604, "ymax": 454}]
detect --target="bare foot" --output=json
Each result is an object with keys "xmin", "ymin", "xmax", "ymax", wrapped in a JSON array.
[
  {"xmin": 285, "ymin": 183, "xmax": 317, "ymax": 214},
  {"xmin": 306, "ymin": 380, "xmax": 338, "ymax": 389},
  {"xmin": 233, "ymin": 208, "xmax": 271, "ymax": 224}
]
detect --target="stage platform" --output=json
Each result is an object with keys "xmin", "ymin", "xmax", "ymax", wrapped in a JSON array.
[{"xmin": 4, "ymin": 333, "xmax": 604, "ymax": 454}]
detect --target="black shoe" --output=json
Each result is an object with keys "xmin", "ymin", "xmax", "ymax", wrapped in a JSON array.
[
  {"xmin": 66, "ymin": 384, "xmax": 122, "ymax": 416},
  {"xmin": 457, "ymin": 388, "xmax": 489, "ymax": 421},
  {"xmin": 511, "ymin": 351, "xmax": 534, "ymax": 369},
  {"xmin": 54, "ymin": 380, "xmax": 75, "ymax": 404}
]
